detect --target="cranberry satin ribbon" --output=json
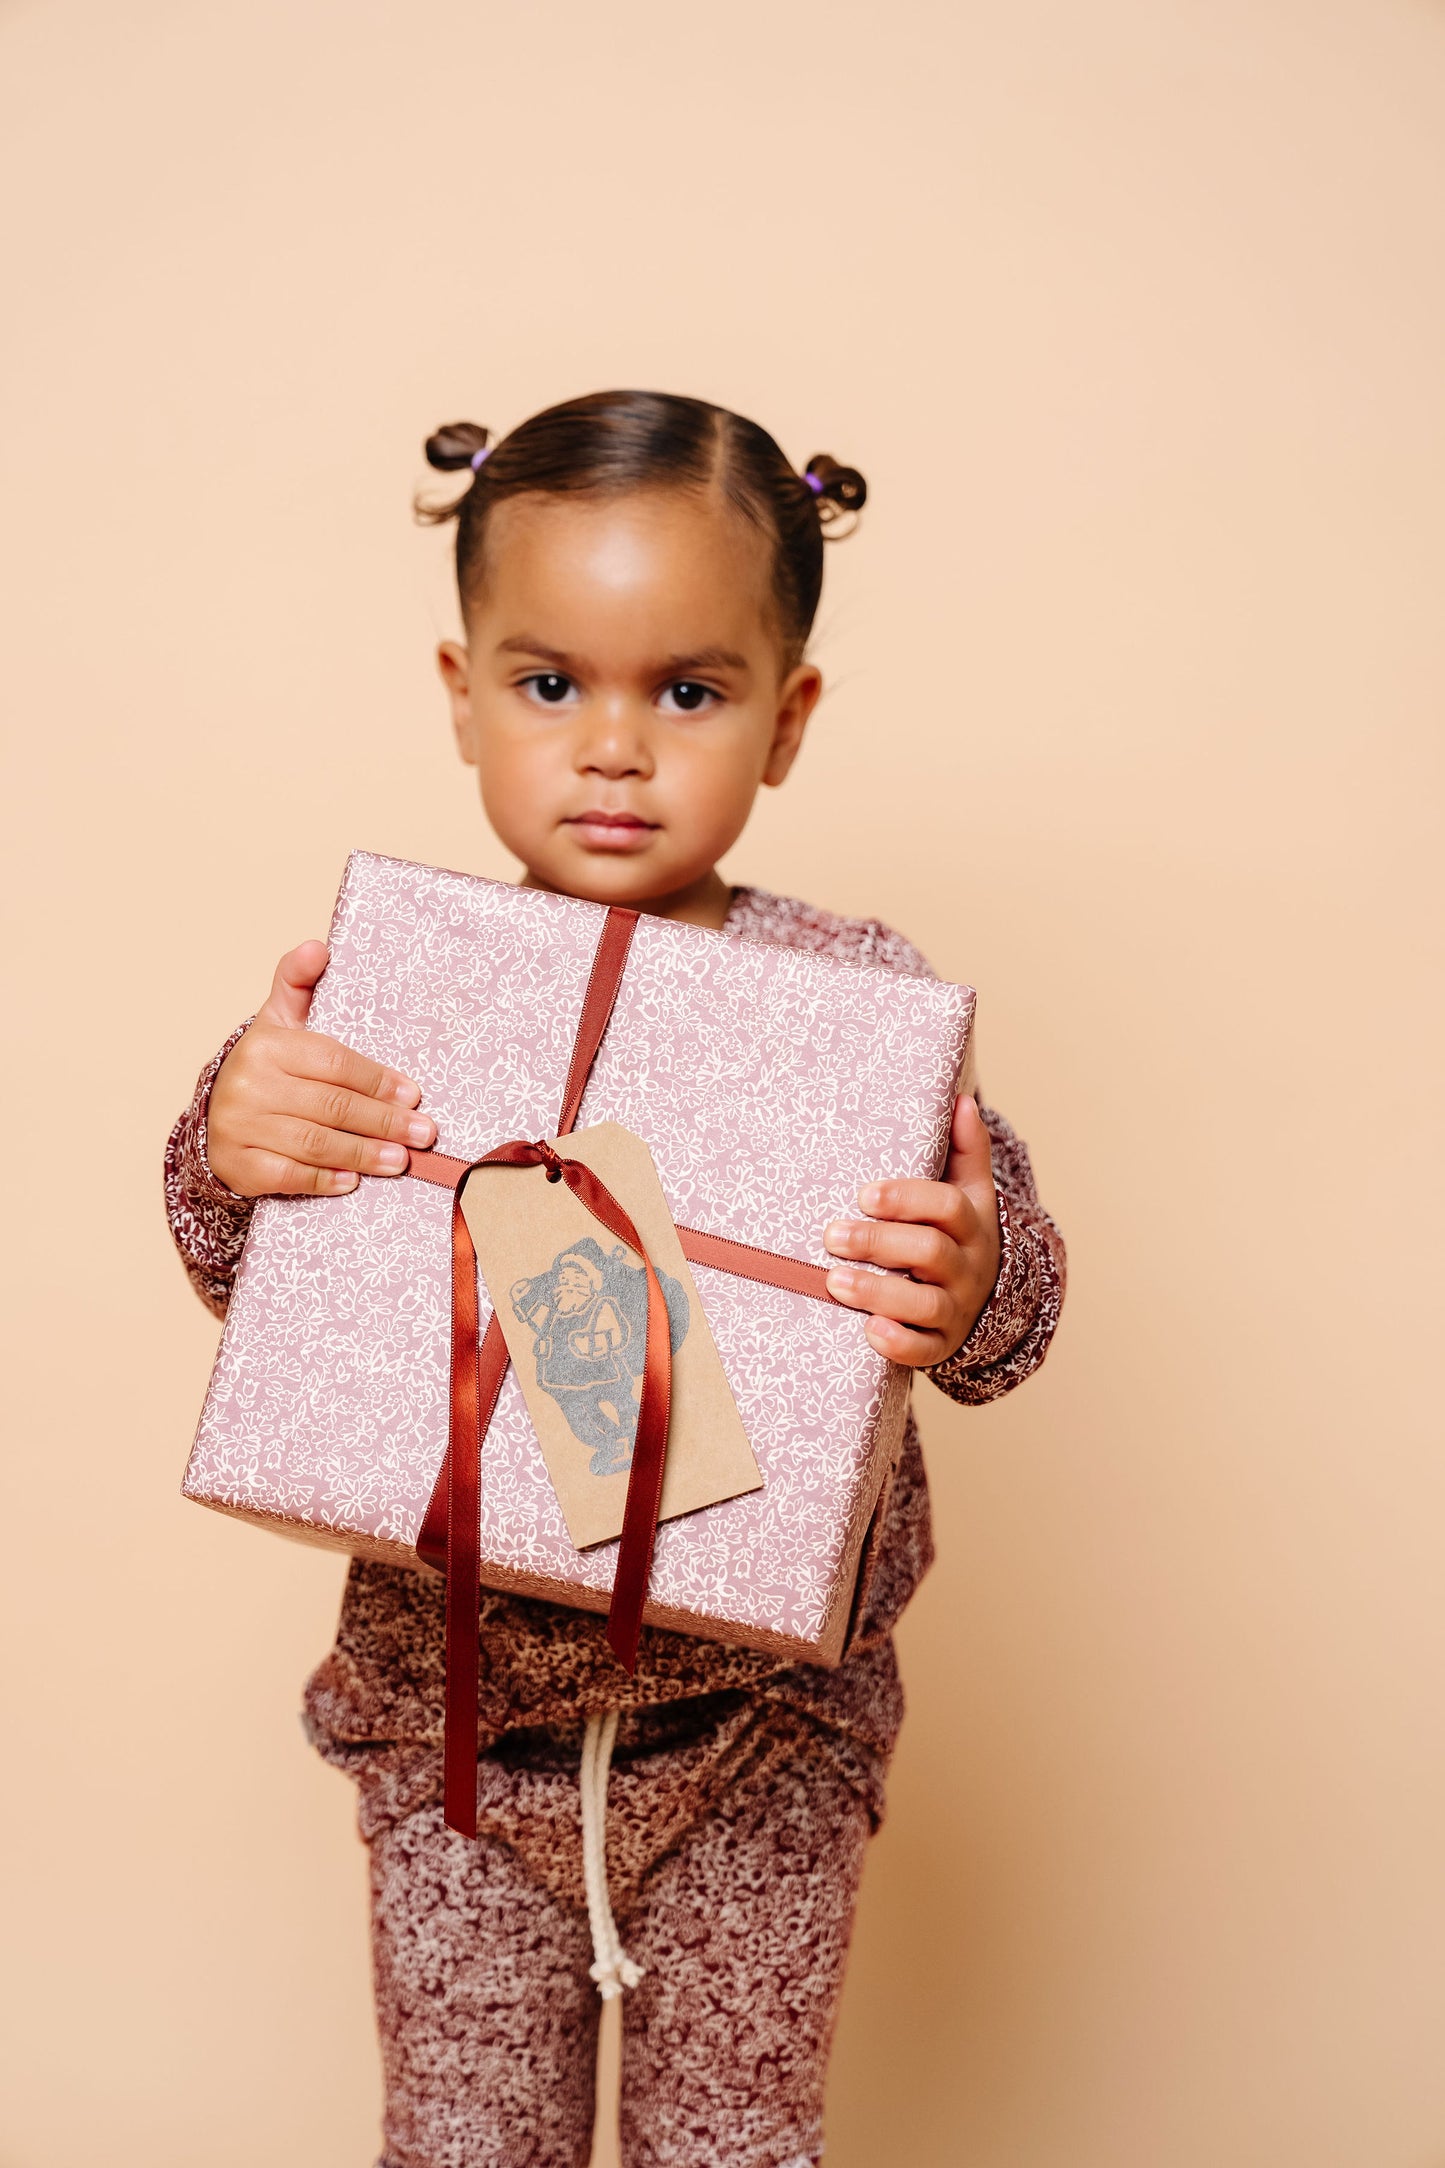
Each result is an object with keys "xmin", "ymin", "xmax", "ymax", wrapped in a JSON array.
[
  {"xmin": 418, "ymin": 1136, "xmax": 674, "ymax": 1834},
  {"xmin": 405, "ymin": 903, "xmax": 840, "ymax": 1837}
]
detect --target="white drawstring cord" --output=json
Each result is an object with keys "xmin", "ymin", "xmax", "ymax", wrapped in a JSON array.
[{"xmin": 580, "ymin": 1709, "xmax": 644, "ymax": 2000}]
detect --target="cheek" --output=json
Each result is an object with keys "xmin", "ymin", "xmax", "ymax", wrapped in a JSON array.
[
  {"xmin": 473, "ymin": 713, "xmax": 562, "ymax": 809},
  {"xmin": 474, "ymin": 740, "xmax": 558, "ymax": 858},
  {"xmin": 665, "ymin": 712, "xmax": 770, "ymax": 808}
]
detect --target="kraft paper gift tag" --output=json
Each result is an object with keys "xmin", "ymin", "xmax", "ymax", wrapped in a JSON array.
[{"xmin": 462, "ymin": 1122, "xmax": 763, "ymax": 1550}]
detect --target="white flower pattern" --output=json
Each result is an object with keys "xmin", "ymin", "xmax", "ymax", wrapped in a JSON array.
[{"xmin": 183, "ymin": 854, "xmax": 977, "ymax": 1655}]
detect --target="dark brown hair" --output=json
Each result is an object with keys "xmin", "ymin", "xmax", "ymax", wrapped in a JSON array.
[{"xmin": 416, "ymin": 390, "xmax": 866, "ymax": 663}]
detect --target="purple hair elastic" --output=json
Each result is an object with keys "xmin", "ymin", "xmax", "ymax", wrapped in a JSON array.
[
  {"xmin": 803, "ymin": 470, "xmax": 824, "ymax": 495},
  {"xmin": 471, "ymin": 446, "xmax": 492, "ymax": 472}
]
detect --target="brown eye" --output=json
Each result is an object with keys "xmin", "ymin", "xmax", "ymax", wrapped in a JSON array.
[
  {"xmin": 521, "ymin": 672, "xmax": 576, "ymax": 707},
  {"xmin": 660, "ymin": 680, "xmax": 715, "ymax": 714}
]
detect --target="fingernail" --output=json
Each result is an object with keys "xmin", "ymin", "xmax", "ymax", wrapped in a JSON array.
[
  {"xmin": 405, "ymin": 1117, "xmax": 435, "ymax": 1146},
  {"xmin": 331, "ymin": 1171, "xmax": 359, "ymax": 1193},
  {"xmin": 390, "ymin": 1077, "xmax": 422, "ymax": 1105},
  {"xmin": 826, "ymin": 1268, "xmax": 856, "ymax": 1298},
  {"xmin": 377, "ymin": 1143, "xmax": 408, "ymax": 1172},
  {"xmin": 858, "ymin": 1185, "xmax": 882, "ymax": 1213},
  {"xmin": 823, "ymin": 1221, "xmax": 850, "ymax": 1252}
]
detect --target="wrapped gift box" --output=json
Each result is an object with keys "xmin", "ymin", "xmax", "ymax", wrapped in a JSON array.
[{"xmin": 184, "ymin": 851, "xmax": 975, "ymax": 1665}]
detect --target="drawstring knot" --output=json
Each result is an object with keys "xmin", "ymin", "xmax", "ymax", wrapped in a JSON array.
[{"xmin": 580, "ymin": 1709, "xmax": 644, "ymax": 2000}]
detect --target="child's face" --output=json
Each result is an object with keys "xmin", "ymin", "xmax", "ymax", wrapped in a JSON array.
[{"xmin": 437, "ymin": 488, "xmax": 821, "ymax": 924}]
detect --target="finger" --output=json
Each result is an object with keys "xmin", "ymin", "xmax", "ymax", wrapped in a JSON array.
[
  {"xmin": 823, "ymin": 1263, "xmax": 955, "ymax": 1335},
  {"xmin": 258, "ymin": 941, "xmax": 331, "ymax": 1030},
  {"xmin": 285, "ymin": 1078, "xmax": 436, "ymax": 1150},
  {"xmin": 850, "ymin": 1177, "xmax": 970, "ymax": 1238},
  {"xmin": 944, "ymin": 1094, "xmax": 995, "ymax": 1202},
  {"xmin": 276, "ymin": 1029, "xmax": 424, "ymax": 1109},
  {"xmin": 258, "ymin": 1115, "xmax": 416, "ymax": 1178},
  {"xmin": 230, "ymin": 1152, "xmax": 362, "ymax": 1199},
  {"xmin": 862, "ymin": 1314, "xmax": 949, "ymax": 1367},
  {"xmin": 822, "ymin": 1215, "xmax": 958, "ymax": 1281}
]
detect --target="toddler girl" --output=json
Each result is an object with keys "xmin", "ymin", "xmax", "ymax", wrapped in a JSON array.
[{"xmin": 165, "ymin": 391, "xmax": 1066, "ymax": 2168}]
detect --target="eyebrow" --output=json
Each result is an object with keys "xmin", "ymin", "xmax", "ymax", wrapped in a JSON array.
[
  {"xmin": 495, "ymin": 635, "xmax": 751, "ymax": 677},
  {"xmin": 660, "ymin": 646, "xmax": 751, "ymax": 675},
  {"xmin": 496, "ymin": 636, "xmax": 578, "ymax": 667}
]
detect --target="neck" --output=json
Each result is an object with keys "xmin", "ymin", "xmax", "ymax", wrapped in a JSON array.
[{"xmin": 520, "ymin": 865, "xmax": 736, "ymax": 932}]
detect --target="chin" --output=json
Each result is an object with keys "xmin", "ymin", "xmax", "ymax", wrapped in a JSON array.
[
  {"xmin": 538, "ymin": 847, "xmax": 704, "ymax": 912},
  {"xmin": 527, "ymin": 853, "xmax": 656, "ymax": 905}
]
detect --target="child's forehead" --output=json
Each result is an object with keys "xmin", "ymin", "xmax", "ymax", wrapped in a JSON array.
[{"xmin": 467, "ymin": 488, "xmax": 778, "ymax": 663}]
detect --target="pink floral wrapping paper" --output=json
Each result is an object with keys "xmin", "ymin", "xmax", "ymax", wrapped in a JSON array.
[{"xmin": 183, "ymin": 851, "xmax": 975, "ymax": 1662}]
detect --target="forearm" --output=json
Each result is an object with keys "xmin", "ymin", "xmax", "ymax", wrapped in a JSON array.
[
  {"xmin": 163, "ymin": 1022, "xmax": 256, "ymax": 1317},
  {"xmin": 925, "ymin": 1102, "xmax": 1066, "ymax": 1406}
]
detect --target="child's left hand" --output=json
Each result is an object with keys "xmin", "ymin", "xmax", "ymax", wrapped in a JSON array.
[{"xmin": 823, "ymin": 1094, "xmax": 1001, "ymax": 1367}]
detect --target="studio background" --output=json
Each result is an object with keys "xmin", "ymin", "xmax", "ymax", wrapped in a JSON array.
[{"xmin": 2, "ymin": 3, "xmax": 1442, "ymax": 2164}]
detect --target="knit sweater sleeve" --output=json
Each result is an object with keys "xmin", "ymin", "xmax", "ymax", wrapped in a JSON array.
[
  {"xmin": 867, "ymin": 930, "xmax": 1066, "ymax": 1406},
  {"xmin": 162, "ymin": 1022, "xmax": 256, "ymax": 1318},
  {"xmin": 923, "ymin": 1100, "xmax": 1067, "ymax": 1406}
]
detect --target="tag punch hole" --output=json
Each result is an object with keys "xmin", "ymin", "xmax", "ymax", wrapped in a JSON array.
[{"xmin": 535, "ymin": 1139, "xmax": 566, "ymax": 1184}]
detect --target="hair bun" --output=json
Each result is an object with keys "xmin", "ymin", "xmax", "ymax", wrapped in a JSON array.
[
  {"xmin": 425, "ymin": 421, "xmax": 493, "ymax": 472},
  {"xmin": 803, "ymin": 453, "xmax": 867, "ymax": 529}
]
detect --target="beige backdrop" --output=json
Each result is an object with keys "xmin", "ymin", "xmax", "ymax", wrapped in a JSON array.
[{"xmin": 2, "ymin": 2, "xmax": 1443, "ymax": 2163}]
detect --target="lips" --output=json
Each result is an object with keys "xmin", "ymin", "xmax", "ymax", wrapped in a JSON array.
[{"xmin": 563, "ymin": 810, "xmax": 660, "ymax": 851}]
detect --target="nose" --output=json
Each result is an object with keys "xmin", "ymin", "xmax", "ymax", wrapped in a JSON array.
[{"xmin": 573, "ymin": 696, "xmax": 655, "ymax": 781}]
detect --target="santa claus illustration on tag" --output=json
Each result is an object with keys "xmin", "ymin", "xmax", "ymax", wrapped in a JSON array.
[{"xmin": 509, "ymin": 1237, "xmax": 690, "ymax": 1477}]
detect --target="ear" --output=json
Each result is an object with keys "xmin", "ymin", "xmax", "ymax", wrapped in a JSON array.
[
  {"xmin": 437, "ymin": 640, "xmax": 478, "ymax": 765},
  {"xmin": 761, "ymin": 662, "xmax": 823, "ymax": 789}
]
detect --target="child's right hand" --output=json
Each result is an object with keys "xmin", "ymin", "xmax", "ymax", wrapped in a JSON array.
[{"xmin": 206, "ymin": 941, "xmax": 436, "ymax": 1198}]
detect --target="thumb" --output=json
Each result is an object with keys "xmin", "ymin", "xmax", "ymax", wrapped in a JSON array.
[
  {"xmin": 258, "ymin": 940, "xmax": 330, "ymax": 1029},
  {"xmin": 944, "ymin": 1093, "xmax": 995, "ymax": 1203}
]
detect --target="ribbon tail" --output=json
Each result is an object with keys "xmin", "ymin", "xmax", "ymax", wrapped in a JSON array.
[
  {"xmin": 604, "ymin": 1258, "xmax": 674, "ymax": 1672},
  {"xmin": 416, "ymin": 1450, "xmax": 449, "ymax": 1574},
  {"xmin": 443, "ymin": 1189, "xmax": 511, "ymax": 1838}
]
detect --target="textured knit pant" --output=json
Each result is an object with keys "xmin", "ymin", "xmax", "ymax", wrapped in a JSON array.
[{"xmin": 368, "ymin": 1724, "xmax": 873, "ymax": 2168}]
